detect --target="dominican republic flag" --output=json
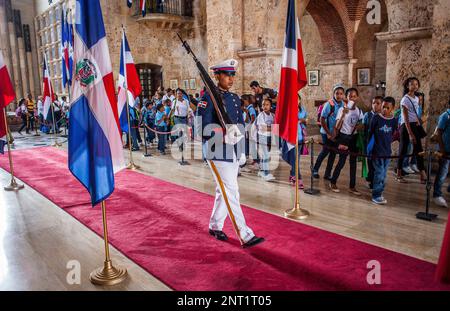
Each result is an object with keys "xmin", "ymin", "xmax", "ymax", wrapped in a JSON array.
[
  {"xmin": 117, "ymin": 29, "xmax": 142, "ymax": 133},
  {"xmin": 0, "ymin": 50, "xmax": 15, "ymax": 154},
  {"xmin": 274, "ymin": 0, "xmax": 307, "ymax": 146},
  {"xmin": 69, "ymin": 0, "xmax": 125, "ymax": 206},
  {"xmin": 42, "ymin": 55, "xmax": 55, "ymax": 123},
  {"xmin": 127, "ymin": 0, "xmax": 133, "ymax": 8},
  {"xmin": 140, "ymin": 0, "xmax": 146, "ymax": 17},
  {"xmin": 61, "ymin": 4, "xmax": 74, "ymax": 88}
]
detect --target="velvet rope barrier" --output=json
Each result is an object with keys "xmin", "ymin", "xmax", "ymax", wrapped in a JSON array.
[{"xmin": 314, "ymin": 140, "xmax": 415, "ymax": 160}]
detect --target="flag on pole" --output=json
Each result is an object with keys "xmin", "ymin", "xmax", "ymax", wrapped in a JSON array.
[
  {"xmin": 42, "ymin": 54, "xmax": 55, "ymax": 123},
  {"xmin": 140, "ymin": 0, "xmax": 146, "ymax": 17},
  {"xmin": 0, "ymin": 51, "xmax": 15, "ymax": 154},
  {"xmin": 274, "ymin": 0, "xmax": 307, "ymax": 145},
  {"xmin": 127, "ymin": 0, "xmax": 133, "ymax": 8},
  {"xmin": 117, "ymin": 28, "xmax": 142, "ymax": 133},
  {"xmin": 61, "ymin": 5, "xmax": 74, "ymax": 88},
  {"xmin": 69, "ymin": 0, "xmax": 125, "ymax": 206}
]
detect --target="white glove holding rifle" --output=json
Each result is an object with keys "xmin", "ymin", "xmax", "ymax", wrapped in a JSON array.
[{"xmin": 224, "ymin": 124, "xmax": 244, "ymax": 146}]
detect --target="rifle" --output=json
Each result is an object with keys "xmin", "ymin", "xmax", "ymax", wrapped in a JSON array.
[{"xmin": 177, "ymin": 33, "xmax": 232, "ymax": 131}]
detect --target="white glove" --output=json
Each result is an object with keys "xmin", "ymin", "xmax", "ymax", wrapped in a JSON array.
[{"xmin": 224, "ymin": 124, "xmax": 244, "ymax": 145}]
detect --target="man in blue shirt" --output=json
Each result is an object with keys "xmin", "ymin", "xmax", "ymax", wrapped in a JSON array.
[
  {"xmin": 433, "ymin": 99, "xmax": 450, "ymax": 207},
  {"xmin": 196, "ymin": 59, "xmax": 264, "ymax": 249},
  {"xmin": 312, "ymin": 84, "xmax": 345, "ymax": 180}
]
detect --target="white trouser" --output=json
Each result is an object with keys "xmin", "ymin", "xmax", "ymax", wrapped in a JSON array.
[{"xmin": 207, "ymin": 158, "xmax": 255, "ymax": 243}]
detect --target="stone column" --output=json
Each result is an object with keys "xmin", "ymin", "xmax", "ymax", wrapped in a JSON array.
[
  {"xmin": 23, "ymin": 24, "xmax": 35, "ymax": 98},
  {"xmin": 206, "ymin": 0, "xmax": 243, "ymax": 93},
  {"xmin": 6, "ymin": 0, "xmax": 22, "ymax": 99},
  {"xmin": 377, "ymin": 0, "xmax": 434, "ymax": 103},
  {"xmin": 0, "ymin": 0, "xmax": 13, "ymax": 85},
  {"xmin": 427, "ymin": 0, "xmax": 450, "ymax": 127},
  {"xmin": 14, "ymin": 10, "xmax": 30, "ymax": 96}
]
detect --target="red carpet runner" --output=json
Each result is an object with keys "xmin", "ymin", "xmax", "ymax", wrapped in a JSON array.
[{"xmin": 1, "ymin": 147, "xmax": 449, "ymax": 291}]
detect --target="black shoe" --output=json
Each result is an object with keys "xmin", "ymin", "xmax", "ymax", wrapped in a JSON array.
[
  {"xmin": 209, "ymin": 229, "xmax": 228, "ymax": 241},
  {"xmin": 323, "ymin": 176, "xmax": 331, "ymax": 181},
  {"xmin": 242, "ymin": 236, "xmax": 265, "ymax": 249},
  {"xmin": 312, "ymin": 171, "xmax": 320, "ymax": 179}
]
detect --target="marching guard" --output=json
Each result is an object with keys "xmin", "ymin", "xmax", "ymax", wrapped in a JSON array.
[{"xmin": 196, "ymin": 59, "xmax": 265, "ymax": 248}]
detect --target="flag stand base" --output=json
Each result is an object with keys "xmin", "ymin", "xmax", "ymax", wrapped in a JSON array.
[
  {"xmin": 4, "ymin": 178, "xmax": 24, "ymax": 191},
  {"xmin": 126, "ymin": 162, "xmax": 140, "ymax": 170},
  {"xmin": 90, "ymin": 260, "xmax": 127, "ymax": 286},
  {"xmin": 284, "ymin": 203, "xmax": 309, "ymax": 220}
]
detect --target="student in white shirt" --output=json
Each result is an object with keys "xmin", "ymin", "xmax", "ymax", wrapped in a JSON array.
[
  {"xmin": 162, "ymin": 89, "xmax": 176, "ymax": 107},
  {"xmin": 172, "ymin": 89, "xmax": 194, "ymax": 149},
  {"xmin": 396, "ymin": 77, "xmax": 426, "ymax": 183},
  {"xmin": 329, "ymin": 88, "xmax": 364, "ymax": 195},
  {"xmin": 256, "ymin": 98, "xmax": 275, "ymax": 181}
]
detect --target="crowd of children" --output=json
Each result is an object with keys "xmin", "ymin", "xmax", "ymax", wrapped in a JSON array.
[{"xmin": 70, "ymin": 77, "xmax": 448, "ymax": 208}]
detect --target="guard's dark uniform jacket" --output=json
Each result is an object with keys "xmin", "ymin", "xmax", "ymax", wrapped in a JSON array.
[{"xmin": 196, "ymin": 89, "xmax": 245, "ymax": 162}]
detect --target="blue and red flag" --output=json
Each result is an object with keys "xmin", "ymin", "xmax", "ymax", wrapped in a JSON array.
[
  {"xmin": 69, "ymin": 0, "xmax": 125, "ymax": 206},
  {"xmin": 117, "ymin": 28, "xmax": 142, "ymax": 133},
  {"xmin": 42, "ymin": 54, "xmax": 55, "ymax": 123},
  {"xmin": 0, "ymin": 50, "xmax": 15, "ymax": 154},
  {"xmin": 61, "ymin": 4, "xmax": 73, "ymax": 88},
  {"xmin": 140, "ymin": 0, "xmax": 146, "ymax": 17},
  {"xmin": 274, "ymin": 0, "xmax": 307, "ymax": 145}
]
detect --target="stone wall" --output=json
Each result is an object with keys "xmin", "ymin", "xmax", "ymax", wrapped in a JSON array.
[
  {"xmin": 428, "ymin": 0, "xmax": 450, "ymax": 125},
  {"xmin": 101, "ymin": 0, "xmax": 207, "ymax": 95},
  {"xmin": 6, "ymin": 0, "xmax": 449, "ymax": 121}
]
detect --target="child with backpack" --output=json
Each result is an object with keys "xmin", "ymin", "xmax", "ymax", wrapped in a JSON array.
[{"xmin": 312, "ymin": 84, "xmax": 345, "ymax": 180}]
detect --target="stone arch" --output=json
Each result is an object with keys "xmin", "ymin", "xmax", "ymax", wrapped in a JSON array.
[{"xmin": 305, "ymin": 0, "xmax": 350, "ymax": 61}]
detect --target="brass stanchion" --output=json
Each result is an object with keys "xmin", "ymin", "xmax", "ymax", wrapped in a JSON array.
[
  {"xmin": 284, "ymin": 134, "xmax": 309, "ymax": 220},
  {"xmin": 3, "ymin": 108, "xmax": 24, "ymax": 191},
  {"xmin": 90, "ymin": 201, "xmax": 127, "ymax": 286},
  {"xmin": 50, "ymin": 101, "xmax": 62, "ymax": 147}
]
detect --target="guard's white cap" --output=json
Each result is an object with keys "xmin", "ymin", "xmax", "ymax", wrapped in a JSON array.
[{"xmin": 210, "ymin": 59, "xmax": 239, "ymax": 75}]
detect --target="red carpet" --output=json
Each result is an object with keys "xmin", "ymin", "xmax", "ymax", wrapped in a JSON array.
[{"xmin": 1, "ymin": 147, "xmax": 449, "ymax": 291}]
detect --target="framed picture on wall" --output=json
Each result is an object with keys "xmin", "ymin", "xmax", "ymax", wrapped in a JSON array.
[
  {"xmin": 189, "ymin": 78, "xmax": 196, "ymax": 90},
  {"xmin": 357, "ymin": 68, "xmax": 371, "ymax": 86},
  {"xmin": 308, "ymin": 70, "xmax": 319, "ymax": 86},
  {"xmin": 183, "ymin": 79, "xmax": 189, "ymax": 90},
  {"xmin": 170, "ymin": 79, "xmax": 178, "ymax": 90}
]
